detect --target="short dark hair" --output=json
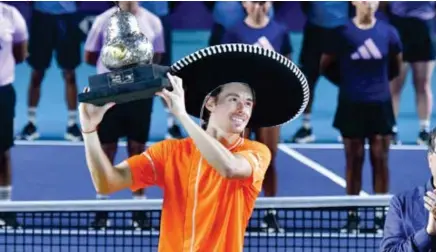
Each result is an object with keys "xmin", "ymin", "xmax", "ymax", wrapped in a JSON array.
[
  {"xmin": 201, "ymin": 86, "xmax": 223, "ymax": 130},
  {"xmin": 428, "ymin": 127, "xmax": 436, "ymax": 154}
]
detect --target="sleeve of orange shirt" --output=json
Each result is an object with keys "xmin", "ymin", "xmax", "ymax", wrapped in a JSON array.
[
  {"xmin": 236, "ymin": 143, "xmax": 272, "ymax": 192},
  {"xmin": 126, "ymin": 140, "xmax": 176, "ymax": 191}
]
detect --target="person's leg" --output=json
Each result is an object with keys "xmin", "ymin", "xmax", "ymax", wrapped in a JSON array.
[
  {"xmin": 254, "ymin": 126, "xmax": 283, "ymax": 232},
  {"xmin": 410, "ymin": 61, "xmax": 434, "ymax": 144},
  {"xmin": 368, "ymin": 135, "xmax": 390, "ymax": 195},
  {"xmin": 389, "ymin": 62, "xmax": 409, "ymax": 144},
  {"xmin": 126, "ymin": 99, "xmax": 154, "ymax": 230},
  {"xmin": 290, "ymin": 24, "xmax": 323, "ymax": 143},
  {"xmin": 0, "ymin": 84, "xmax": 19, "ymax": 228},
  {"xmin": 57, "ymin": 13, "xmax": 82, "ymax": 141},
  {"xmin": 341, "ymin": 137, "xmax": 366, "ymax": 232},
  {"xmin": 19, "ymin": 11, "xmax": 56, "ymax": 140}
]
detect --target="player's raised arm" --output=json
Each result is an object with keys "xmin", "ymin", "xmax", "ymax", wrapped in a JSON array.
[{"xmin": 79, "ymin": 87, "xmax": 171, "ymax": 194}]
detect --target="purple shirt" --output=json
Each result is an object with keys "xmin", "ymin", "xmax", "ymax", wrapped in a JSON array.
[
  {"xmin": 380, "ymin": 178, "xmax": 436, "ymax": 251},
  {"xmin": 325, "ymin": 20, "xmax": 402, "ymax": 103},
  {"xmin": 0, "ymin": 3, "xmax": 28, "ymax": 86},
  {"xmin": 85, "ymin": 7, "xmax": 165, "ymax": 74},
  {"xmin": 221, "ymin": 20, "xmax": 292, "ymax": 55}
]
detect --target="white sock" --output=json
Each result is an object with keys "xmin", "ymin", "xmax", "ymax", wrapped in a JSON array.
[
  {"xmin": 420, "ymin": 120, "xmax": 430, "ymax": 132},
  {"xmin": 96, "ymin": 194, "xmax": 109, "ymax": 200},
  {"xmin": 302, "ymin": 114, "xmax": 311, "ymax": 129},
  {"xmin": 68, "ymin": 111, "xmax": 77, "ymax": 127},
  {"xmin": 133, "ymin": 195, "xmax": 146, "ymax": 200},
  {"xmin": 28, "ymin": 107, "xmax": 37, "ymax": 124},
  {"xmin": 0, "ymin": 186, "xmax": 12, "ymax": 201}
]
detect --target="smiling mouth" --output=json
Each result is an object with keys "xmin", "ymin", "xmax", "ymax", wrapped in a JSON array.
[{"xmin": 230, "ymin": 115, "xmax": 247, "ymax": 124}]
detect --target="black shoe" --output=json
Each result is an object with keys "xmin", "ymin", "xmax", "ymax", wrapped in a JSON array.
[
  {"xmin": 165, "ymin": 125, "xmax": 183, "ymax": 139},
  {"xmin": 65, "ymin": 124, "xmax": 83, "ymax": 142},
  {"xmin": 290, "ymin": 126, "xmax": 315, "ymax": 143},
  {"xmin": 16, "ymin": 122, "xmax": 39, "ymax": 141},
  {"xmin": 90, "ymin": 212, "xmax": 110, "ymax": 230},
  {"xmin": 261, "ymin": 210, "xmax": 284, "ymax": 233},
  {"xmin": 417, "ymin": 130, "xmax": 430, "ymax": 146},
  {"xmin": 131, "ymin": 211, "xmax": 153, "ymax": 230},
  {"xmin": 391, "ymin": 131, "xmax": 401, "ymax": 145},
  {"xmin": 340, "ymin": 212, "xmax": 360, "ymax": 233},
  {"xmin": 0, "ymin": 212, "xmax": 21, "ymax": 229}
]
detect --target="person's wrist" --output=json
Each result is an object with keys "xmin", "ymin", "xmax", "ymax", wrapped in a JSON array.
[{"xmin": 81, "ymin": 125, "xmax": 98, "ymax": 134}]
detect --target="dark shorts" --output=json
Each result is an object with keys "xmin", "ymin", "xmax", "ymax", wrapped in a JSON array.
[
  {"xmin": 333, "ymin": 98, "xmax": 396, "ymax": 139},
  {"xmin": 97, "ymin": 99, "xmax": 154, "ymax": 144},
  {"xmin": 0, "ymin": 85, "xmax": 16, "ymax": 152},
  {"xmin": 299, "ymin": 23, "xmax": 343, "ymax": 87},
  {"xmin": 27, "ymin": 10, "xmax": 82, "ymax": 71},
  {"xmin": 390, "ymin": 15, "xmax": 436, "ymax": 62}
]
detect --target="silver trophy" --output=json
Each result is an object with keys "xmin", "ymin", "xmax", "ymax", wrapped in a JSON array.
[
  {"xmin": 78, "ymin": 8, "xmax": 170, "ymax": 106},
  {"xmin": 100, "ymin": 9, "xmax": 154, "ymax": 70}
]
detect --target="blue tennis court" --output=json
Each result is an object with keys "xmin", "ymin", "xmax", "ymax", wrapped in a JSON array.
[{"xmin": 9, "ymin": 141, "xmax": 429, "ymax": 201}]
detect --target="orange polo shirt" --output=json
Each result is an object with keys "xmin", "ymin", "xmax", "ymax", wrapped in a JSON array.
[{"xmin": 126, "ymin": 137, "xmax": 271, "ymax": 252}]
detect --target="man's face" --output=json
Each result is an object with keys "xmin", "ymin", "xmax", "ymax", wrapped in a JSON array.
[
  {"xmin": 353, "ymin": 1, "xmax": 379, "ymax": 16},
  {"xmin": 207, "ymin": 83, "xmax": 254, "ymax": 134}
]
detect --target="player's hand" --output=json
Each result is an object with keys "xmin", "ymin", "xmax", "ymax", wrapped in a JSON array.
[
  {"xmin": 78, "ymin": 87, "xmax": 115, "ymax": 132},
  {"xmin": 424, "ymin": 190, "xmax": 436, "ymax": 235},
  {"xmin": 156, "ymin": 73, "xmax": 186, "ymax": 118}
]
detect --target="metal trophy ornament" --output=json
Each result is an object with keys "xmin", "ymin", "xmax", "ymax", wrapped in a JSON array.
[{"xmin": 78, "ymin": 8, "xmax": 170, "ymax": 106}]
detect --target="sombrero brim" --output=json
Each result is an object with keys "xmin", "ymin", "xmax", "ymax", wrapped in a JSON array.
[
  {"xmin": 323, "ymin": 53, "xmax": 400, "ymax": 86},
  {"xmin": 170, "ymin": 44, "xmax": 309, "ymax": 128}
]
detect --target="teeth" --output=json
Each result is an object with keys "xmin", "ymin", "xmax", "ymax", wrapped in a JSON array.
[{"xmin": 231, "ymin": 116, "xmax": 244, "ymax": 123}]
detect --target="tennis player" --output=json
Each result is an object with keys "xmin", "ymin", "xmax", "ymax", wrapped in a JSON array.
[{"xmin": 79, "ymin": 44, "xmax": 308, "ymax": 251}]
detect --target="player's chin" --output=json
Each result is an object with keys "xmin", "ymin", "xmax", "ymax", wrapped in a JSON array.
[{"xmin": 229, "ymin": 125, "xmax": 247, "ymax": 134}]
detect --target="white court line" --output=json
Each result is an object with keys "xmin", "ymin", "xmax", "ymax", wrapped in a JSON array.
[
  {"xmin": 14, "ymin": 140, "xmax": 428, "ymax": 151},
  {"xmin": 277, "ymin": 144, "xmax": 370, "ymax": 197}
]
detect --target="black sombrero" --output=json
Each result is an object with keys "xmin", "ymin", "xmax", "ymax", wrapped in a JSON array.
[{"xmin": 169, "ymin": 44, "xmax": 309, "ymax": 128}]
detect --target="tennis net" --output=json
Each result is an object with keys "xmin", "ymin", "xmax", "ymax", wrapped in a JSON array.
[{"xmin": 0, "ymin": 195, "xmax": 391, "ymax": 251}]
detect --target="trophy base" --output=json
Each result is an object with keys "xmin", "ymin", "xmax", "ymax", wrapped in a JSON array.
[{"xmin": 78, "ymin": 64, "xmax": 170, "ymax": 106}]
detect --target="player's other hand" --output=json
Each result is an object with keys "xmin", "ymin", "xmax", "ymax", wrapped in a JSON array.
[
  {"xmin": 156, "ymin": 73, "xmax": 187, "ymax": 118},
  {"xmin": 78, "ymin": 87, "xmax": 115, "ymax": 132}
]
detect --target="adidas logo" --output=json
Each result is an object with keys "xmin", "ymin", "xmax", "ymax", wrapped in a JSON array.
[
  {"xmin": 253, "ymin": 36, "xmax": 274, "ymax": 51},
  {"xmin": 351, "ymin": 38, "xmax": 382, "ymax": 60}
]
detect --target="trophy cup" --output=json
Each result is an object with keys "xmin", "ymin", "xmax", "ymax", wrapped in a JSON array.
[{"xmin": 78, "ymin": 8, "xmax": 170, "ymax": 106}]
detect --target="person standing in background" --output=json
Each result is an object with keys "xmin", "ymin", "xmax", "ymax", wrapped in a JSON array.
[
  {"xmin": 321, "ymin": 1, "xmax": 402, "ymax": 232},
  {"xmin": 17, "ymin": 1, "xmax": 83, "ymax": 142},
  {"xmin": 0, "ymin": 2, "xmax": 28, "ymax": 228},
  {"xmin": 221, "ymin": 1, "xmax": 291, "ymax": 233},
  {"xmin": 207, "ymin": 1, "xmax": 274, "ymax": 47},
  {"xmin": 290, "ymin": 1, "xmax": 350, "ymax": 144},
  {"xmin": 84, "ymin": 1, "xmax": 164, "ymax": 230},
  {"xmin": 387, "ymin": 2, "xmax": 435, "ymax": 145},
  {"xmin": 140, "ymin": 1, "xmax": 183, "ymax": 139}
]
